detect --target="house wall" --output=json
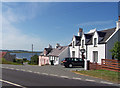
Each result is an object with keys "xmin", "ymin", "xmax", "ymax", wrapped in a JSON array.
[
  {"xmin": 49, "ymin": 56, "xmax": 59, "ymax": 65},
  {"xmin": 69, "ymin": 36, "xmax": 80, "ymax": 58},
  {"xmin": 80, "ymin": 34, "xmax": 86, "ymax": 59},
  {"xmin": 69, "ymin": 46, "xmax": 79, "ymax": 58},
  {"xmin": 87, "ymin": 44, "xmax": 105, "ymax": 64},
  {"xmin": 106, "ymin": 29, "xmax": 120, "ymax": 59},
  {"xmin": 59, "ymin": 47, "xmax": 69, "ymax": 64},
  {"xmin": 49, "ymin": 47, "xmax": 69, "ymax": 65},
  {"xmin": 87, "ymin": 31, "xmax": 105, "ymax": 64},
  {"xmin": 39, "ymin": 56, "xmax": 49, "ymax": 66}
]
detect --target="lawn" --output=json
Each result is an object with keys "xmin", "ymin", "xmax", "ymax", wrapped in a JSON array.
[{"xmin": 74, "ymin": 69, "xmax": 120, "ymax": 83}]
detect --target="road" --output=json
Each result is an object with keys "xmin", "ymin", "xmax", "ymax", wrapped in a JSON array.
[{"xmin": 1, "ymin": 68, "xmax": 119, "ymax": 88}]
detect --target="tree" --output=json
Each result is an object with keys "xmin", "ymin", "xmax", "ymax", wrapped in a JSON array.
[
  {"xmin": 30, "ymin": 55, "xmax": 39, "ymax": 65},
  {"xmin": 110, "ymin": 41, "xmax": 120, "ymax": 60}
]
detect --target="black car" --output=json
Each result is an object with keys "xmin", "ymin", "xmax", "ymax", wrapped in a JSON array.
[{"xmin": 63, "ymin": 57, "xmax": 84, "ymax": 68}]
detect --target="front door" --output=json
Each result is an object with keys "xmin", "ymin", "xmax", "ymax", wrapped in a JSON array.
[
  {"xmin": 51, "ymin": 60, "xmax": 54, "ymax": 65},
  {"xmin": 93, "ymin": 51, "xmax": 98, "ymax": 63}
]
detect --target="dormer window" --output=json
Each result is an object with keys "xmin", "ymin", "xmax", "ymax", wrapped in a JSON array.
[
  {"xmin": 94, "ymin": 38, "xmax": 97, "ymax": 47},
  {"xmin": 82, "ymin": 40, "xmax": 84, "ymax": 48}
]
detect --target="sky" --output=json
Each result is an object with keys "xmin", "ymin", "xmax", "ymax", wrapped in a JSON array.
[{"xmin": 1, "ymin": 2, "xmax": 119, "ymax": 51}]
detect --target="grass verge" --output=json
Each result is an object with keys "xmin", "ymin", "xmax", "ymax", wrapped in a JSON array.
[
  {"xmin": 73, "ymin": 69, "xmax": 120, "ymax": 83},
  {"xmin": 1, "ymin": 58, "xmax": 22, "ymax": 65}
]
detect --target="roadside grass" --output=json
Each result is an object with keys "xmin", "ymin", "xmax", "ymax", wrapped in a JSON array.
[
  {"xmin": 74, "ymin": 69, "xmax": 120, "ymax": 83},
  {"xmin": 1, "ymin": 58, "xmax": 22, "ymax": 65}
]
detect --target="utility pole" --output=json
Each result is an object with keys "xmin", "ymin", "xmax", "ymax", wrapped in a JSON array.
[{"xmin": 32, "ymin": 44, "xmax": 33, "ymax": 57}]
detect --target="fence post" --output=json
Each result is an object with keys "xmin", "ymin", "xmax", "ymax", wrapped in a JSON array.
[
  {"xmin": 84, "ymin": 59, "xmax": 87, "ymax": 70},
  {"xmin": 87, "ymin": 60, "xmax": 90, "ymax": 70}
]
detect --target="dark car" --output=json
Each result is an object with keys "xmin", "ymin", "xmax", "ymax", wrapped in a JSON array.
[{"xmin": 63, "ymin": 57, "xmax": 84, "ymax": 68}]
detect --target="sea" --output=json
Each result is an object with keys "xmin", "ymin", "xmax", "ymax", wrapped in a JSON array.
[{"xmin": 10, "ymin": 52, "xmax": 41, "ymax": 60}]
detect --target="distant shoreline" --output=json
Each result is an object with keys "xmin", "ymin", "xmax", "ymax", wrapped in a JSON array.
[{"xmin": 9, "ymin": 51, "xmax": 42, "ymax": 53}]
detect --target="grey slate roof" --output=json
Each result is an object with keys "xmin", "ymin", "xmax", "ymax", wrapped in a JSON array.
[
  {"xmin": 48, "ymin": 46, "xmax": 67, "ymax": 57},
  {"xmin": 98, "ymin": 27, "xmax": 116, "ymax": 44},
  {"xmin": 40, "ymin": 48, "xmax": 52, "ymax": 56},
  {"xmin": 75, "ymin": 36, "xmax": 81, "ymax": 41},
  {"xmin": 69, "ymin": 27, "xmax": 116, "ymax": 46},
  {"xmin": 85, "ymin": 27, "xmax": 116, "ymax": 44}
]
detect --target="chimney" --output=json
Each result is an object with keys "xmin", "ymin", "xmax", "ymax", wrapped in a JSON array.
[
  {"xmin": 55, "ymin": 43, "xmax": 60, "ymax": 48},
  {"xmin": 119, "ymin": 16, "xmax": 120, "ymax": 21},
  {"xmin": 116, "ymin": 16, "xmax": 120, "ymax": 30},
  {"xmin": 78, "ymin": 28, "xmax": 83, "ymax": 37}
]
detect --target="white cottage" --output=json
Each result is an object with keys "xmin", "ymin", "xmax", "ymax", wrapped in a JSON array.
[
  {"xmin": 48, "ymin": 43, "xmax": 69, "ymax": 65},
  {"xmin": 69, "ymin": 16, "xmax": 120, "ymax": 64}
]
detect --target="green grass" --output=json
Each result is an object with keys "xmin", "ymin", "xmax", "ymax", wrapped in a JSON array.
[
  {"xmin": 74, "ymin": 69, "xmax": 120, "ymax": 83},
  {"xmin": 1, "ymin": 58, "xmax": 22, "ymax": 65}
]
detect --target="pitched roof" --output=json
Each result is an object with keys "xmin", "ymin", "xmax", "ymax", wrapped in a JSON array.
[
  {"xmin": 85, "ymin": 27, "xmax": 116, "ymax": 44},
  {"xmin": 48, "ymin": 46, "xmax": 67, "ymax": 56},
  {"xmin": 75, "ymin": 41, "xmax": 81, "ymax": 46},
  {"xmin": 75, "ymin": 36, "xmax": 81, "ymax": 41},
  {"xmin": 85, "ymin": 33, "xmax": 94, "ymax": 45},
  {"xmin": 40, "ymin": 48, "xmax": 52, "ymax": 56},
  {"xmin": 69, "ymin": 43, "xmax": 72, "ymax": 46},
  {"xmin": 0, "ymin": 52, "xmax": 7, "ymax": 58},
  {"xmin": 98, "ymin": 27, "xmax": 116, "ymax": 44}
]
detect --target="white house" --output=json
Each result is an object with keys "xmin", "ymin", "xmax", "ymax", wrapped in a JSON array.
[
  {"xmin": 48, "ymin": 43, "xmax": 69, "ymax": 65},
  {"xmin": 69, "ymin": 28, "xmax": 82, "ymax": 58},
  {"xmin": 69, "ymin": 16, "xmax": 120, "ymax": 64}
]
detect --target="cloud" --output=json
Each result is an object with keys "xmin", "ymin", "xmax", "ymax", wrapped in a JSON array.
[
  {"xmin": 1, "ymin": 3, "xmax": 49, "ymax": 51},
  {"xmin": 2, "ymin": 2, "xmax": 40, "ymax": 23}
]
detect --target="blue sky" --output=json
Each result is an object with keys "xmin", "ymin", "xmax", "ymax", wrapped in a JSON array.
[{"xmin": 2, "ymin": 2, "xmax": 119, "ymax": 51}]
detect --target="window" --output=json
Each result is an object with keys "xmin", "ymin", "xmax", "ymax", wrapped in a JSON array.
[
  {"xmin": 82, "ymin": 40, "xmax": 84, "ymax": 48},
  {"xmin": 72, "ymin": 51, "xmax": 75, "ymax": 57},
  {"xmin": 73, "ymin": 41, "xmax": 74, "ymax": 48},
  {"xmin": 94, "ymin": 38, "xmax": 97, "ymax": 47},
  {"xmin": 93, "ymin": 51, "xmax": 98, "ymax": 63}
]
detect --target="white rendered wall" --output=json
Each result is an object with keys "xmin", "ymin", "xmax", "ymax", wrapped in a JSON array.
[
  {"xmin": 80, "ymin": 34, "xmax": 87, "ymax": 59},
  {"xmin": 69, "ymin": 36, "xmax": 80, "ymax": 58},
  {"xmin": 69, "ymin": 46, "xmax": 80, "ymax": 58},
  {"xmin": 87, "ymin": 31, "xmax": 105, "ymax": 64},
  {"xmin": 87, "ymin": 44, "xmax": 105, "ymax": 64}
]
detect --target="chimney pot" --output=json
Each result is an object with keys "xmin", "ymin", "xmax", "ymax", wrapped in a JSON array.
[
  {"xmin": 119, "ymin": 16, "xmax": 120, "ymax": 21},
  {"xmin": 79, "ymin": 28, "xmax": 83, "ymax": 32}
]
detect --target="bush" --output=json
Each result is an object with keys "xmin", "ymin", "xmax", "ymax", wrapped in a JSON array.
[
  {"xmin": 29, "ymin": 55, "xmax": 39, "ymax": 65},
  {"xmin": 110, "ymin": 41, "xmax": 120, "ymax": 60},
  {"xmin": 13, "ymin": 59, "xmax": 23, "ymax": 64},
  {"xmin": 23, "ymin": 58, "xmax": 27, "ymax": 62}
]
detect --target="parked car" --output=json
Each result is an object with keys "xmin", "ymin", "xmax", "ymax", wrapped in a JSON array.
[{"xmin": 63, "ymin": 57, "xmax": 84, "ymax": 68}]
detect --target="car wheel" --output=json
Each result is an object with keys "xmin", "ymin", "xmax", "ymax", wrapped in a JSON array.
[{"xmin": 68, "ymin": 64, "xmax": 73, "ymax": 68}]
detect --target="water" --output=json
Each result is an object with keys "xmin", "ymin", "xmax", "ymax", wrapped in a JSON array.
[{"xmin": 10, "ymin": 52, "xmax": 41, "ymax": 60}]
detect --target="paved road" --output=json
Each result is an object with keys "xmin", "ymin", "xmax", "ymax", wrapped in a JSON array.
[
  {"xmin": 1, "ymin": 68, "xmax": 119, "ymax": 88},
  {"xmin": 1, "ymin": 64, "xmax": 120, "ymax": 87}
]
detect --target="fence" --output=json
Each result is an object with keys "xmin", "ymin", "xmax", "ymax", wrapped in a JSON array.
[
  {"xmin": 88, "ymin": 59, "xmax": 120, "ymax": 72},
  {"xmin": 101, "ymin": 59, "xmax": 120, "ymax": 72}
]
